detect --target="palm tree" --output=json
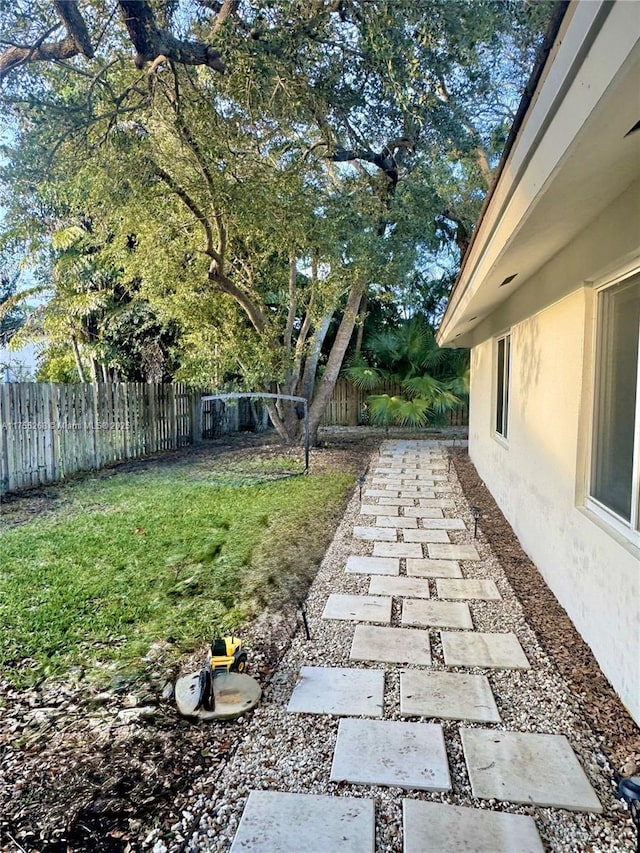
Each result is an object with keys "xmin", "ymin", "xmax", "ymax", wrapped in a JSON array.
[{"xmin": 344, "ymin": 316, "xmax": 469, "ymax": 428}]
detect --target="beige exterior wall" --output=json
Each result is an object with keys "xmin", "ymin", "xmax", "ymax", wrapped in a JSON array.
[{"xmin": 468, "ymin": 187, "xmax": 640, "ymax": 724}]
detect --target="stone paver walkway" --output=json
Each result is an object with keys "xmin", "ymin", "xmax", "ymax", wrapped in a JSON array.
[{"xmin": 229, "ymin": 439, "xmax": 610, "ymax": 852}]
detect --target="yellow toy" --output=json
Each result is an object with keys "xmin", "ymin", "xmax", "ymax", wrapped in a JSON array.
[
  {"xmin": 194, "ymin": 636, "xmax": 247, "ymax": 712},
  {"xmin": 209, "ymin": 636, "xmax": 247, "ymax": 675}
]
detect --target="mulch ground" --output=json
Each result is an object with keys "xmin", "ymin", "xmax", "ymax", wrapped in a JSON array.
[{"xmin": 450, "ymin": 447, "xmax": 640, "ymax": 777}]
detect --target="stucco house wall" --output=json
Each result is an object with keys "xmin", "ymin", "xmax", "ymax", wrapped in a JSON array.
[
  {"xmin": 438, "ymin": 0, "xmax": 640, "ymax": 723},
  {"xmin": 467, "ymin": 184, "xmax": 640, "ymax": 723}
]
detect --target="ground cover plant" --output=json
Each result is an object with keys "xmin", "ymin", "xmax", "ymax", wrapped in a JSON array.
[{"xmin": 0, "ymin": 447, "xmax": 353, "ymax": 689}]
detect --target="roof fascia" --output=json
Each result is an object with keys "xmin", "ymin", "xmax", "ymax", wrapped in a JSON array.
[{"xmin": 437, "ymin": 0, "xmax": 614, "ymax": 347}]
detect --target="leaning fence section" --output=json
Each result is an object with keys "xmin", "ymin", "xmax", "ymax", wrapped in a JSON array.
[{"xmin": 0, "ymin": 382, "xmax": 197, "ymax": 495}]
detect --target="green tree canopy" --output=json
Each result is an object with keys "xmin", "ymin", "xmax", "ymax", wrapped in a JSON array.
[{"xmin": 0, "ymin": 0, "xmax": 555, "ymax": 442}]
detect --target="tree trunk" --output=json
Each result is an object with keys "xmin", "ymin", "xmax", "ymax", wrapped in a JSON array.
[
  {"xmin": 263, "ymin": 398, "xmax": 295, "ymax": 444},
  {"xmin": 70, "ymin": 335, "xmax": 86, "ymax": 382},
  {"xmin": 300, "ymin": 310, "xmax": 333, "ymax": 403},
  {"xmin": 89, "ymin": 357, "xmax": 99, "ymax": 384},
  {"xmin": 354, "ymin": 292, "xmax": 368, "ymax": 356},
  {"xmin": 307, "ymin": 282, "xmax": 365, "ymax": 444}
]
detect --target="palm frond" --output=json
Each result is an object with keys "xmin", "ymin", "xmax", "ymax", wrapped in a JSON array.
[
  {"xmin": 367, "ymin": 393, "xmax": 399, "ymax": 425},
  {"xmin": 393, "ymin": 396, "xmax": 431, "ymax": 427},
  {"xmin": 402, "ymin": 374, "xmax": 445, "ymax": 402},
  {"xmin": 343, "ymin": 353, "xmax": 384, "ymax": 390}
]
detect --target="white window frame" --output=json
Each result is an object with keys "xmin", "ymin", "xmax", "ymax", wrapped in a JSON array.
[
  {"xmin": 585, "ymin": 268, "xmax": 640, "ymax": 549},
  {"xmin": 494, "ymin": 332, "xmax": 511, "ymax": 441}
]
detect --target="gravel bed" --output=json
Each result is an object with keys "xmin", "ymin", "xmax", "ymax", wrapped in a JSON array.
[{"xmin": 162, "ymin": 439, "xmax": 635, "ymax": 853}]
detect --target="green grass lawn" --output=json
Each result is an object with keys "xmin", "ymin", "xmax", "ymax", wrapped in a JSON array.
[{"xmin": 0, "ymin": 461, "xmax": 354, "ymax": 687}]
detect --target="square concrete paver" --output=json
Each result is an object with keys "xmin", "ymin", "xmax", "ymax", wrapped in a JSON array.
[
  {"xmin": 400, "ymin": 670, "xmax": 500, "ymax": 723},
  {"xmin": 421, "ymin": 518, "xmax": 466, "ymax": 530},
  {"xmin": 402, "ymin": 800, "xmax": 544, "ymax": 853},
  {"xmin": 406, "ymin": 559, "xmax": 462, "ymax": 578},
  {"xmin": 346, "ymin": 556, "xmax": 400, "ymax": 575},
  {"xmin": 287, "ymin": 666, "xmax": 384, "ymax": 717},
  {"xmin": 461, "ymin": 729, "xmax": 603, "ymax": 812},
  {"xmin": 403, "ymin": 529, "xmax": 450, "ymax": 543},
  {"xmin": 323, "ymin": 594, "xmax": 392, "ymax": 624},
  {"xmin": 436, "ymin": 578, "xmax": 501, "ymax": 600},
  {"xmin": 376, "ymin": 516, "xmax": 418, "ymax": 528},
  {"xmin": 403, "ymin": 506, "xmax": 444, "ymax": 518},
  {"xmin": 230, "ymin": 790, "xmax": 375, "ymax": 853},
  {"xmin": 368, "ymin": 575, "xmax": 430, "ymax": 598},
  {"xmin": 428, "ymin": 543, "xmax": 480, "ymax": 561},
  {"xmin": 441, "ymin": 632, "xmax": 530, "ymax": 669},
  {"xmin": 419, "ymin": 498, "xmax": 455, "ymax": 508},
  {"xmin": 373, "ymin": 542, "xmax": 424, "ymax": 559},
  {"xmin": 350, "ymin": 625, "xmax": 432, "ymax": 665},
  {"xmin": 331, "ymin": 718, "xmax": 451, "ymax": 791},
  {"xmin": 402, "ymin": 599, "xmax": 473, "ymax": 630},
  {"xmin": 354, "ymin": 526, "xmax": 397, "ymax": 542},
  {"xmin": 397, "ymin": 494, "xmax": 437, "ymax": 502},
  {"xmin": 360, "ymin": 503, "xmax": 398, "ymax": 516}
]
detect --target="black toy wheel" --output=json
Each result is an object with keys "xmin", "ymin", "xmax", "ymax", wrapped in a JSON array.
[
  {"xmin": 195, "ymin": 667, "xmax": 214, "ymax": 711},
  {"xmin": 233, "ymin": 652, "xmax": 248, "ymax": 673}
]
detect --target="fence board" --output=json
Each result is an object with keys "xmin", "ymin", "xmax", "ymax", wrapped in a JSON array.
[
  {"xmin": 0, "ymin": 383, "xmax": 209, "ymax": 495},
  {"xmin": 1, "ymin": 380, "xmax": 468, "ymax": 495}
]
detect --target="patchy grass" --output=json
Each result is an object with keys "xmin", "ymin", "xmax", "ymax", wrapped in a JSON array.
[{"xmin": 0, "ymin": 465, "xmax": 354, "ymax": 687}]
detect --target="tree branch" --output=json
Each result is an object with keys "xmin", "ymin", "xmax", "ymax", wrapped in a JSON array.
[
  {"xmin": 168, "ymin": 102, "xmax": 227, "ymax": 270},
  {"xmin": 284, "ymin": 254, "xmax": 297, "ymax": 353},
  {"xmin": 329, "ymin": 137, "xmax": 415, "ymax": 191},
  {"xmin": 439, "ymin": 210, "xmax": 471, "ymax": 256},
  {"xmin": 53, "ymin": 0, "xmax": 94, "ymax": 58},
  {"xmin": 0, "ymin": 0, "xmax": 229, "ymax": 81},
  {"xmin": 117, "ymin": 1, "xmax": 225, "ymax": 72},
  {"xmin": 0, "ymin": 1, "xmax": 94, "ymax": 82},
  {"xmin": 152, "ymin": 163, "xmax": 220, "ymax": 264},
  {"xmin": 212, "ymin": 271, "xmax": 269, "ymax": 334},
  {"xmin": 211, "ymin": 0, "xmax": 240, "ymax": 37},
  {"xmin": 295, "ymin": 254, "xmax": 317, "ymax": 363}
]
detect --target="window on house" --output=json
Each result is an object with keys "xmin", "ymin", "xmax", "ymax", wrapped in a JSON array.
[
  {"xmin": 495, "ymin": 333, "xmax": 511, "ymax": 439},
  {"xmin": 590, "ymin": 273, "xmax": 640, "ymax": 536}
]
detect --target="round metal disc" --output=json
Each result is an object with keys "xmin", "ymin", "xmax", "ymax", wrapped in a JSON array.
[{"xmin": 175, "ymin": 671, "xmax": 261, "ymax": 721}]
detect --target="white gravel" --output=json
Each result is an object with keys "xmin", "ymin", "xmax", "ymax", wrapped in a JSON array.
[{"xmin": 156, "ymin": 439, "xmax": 634, "ymax": 852}]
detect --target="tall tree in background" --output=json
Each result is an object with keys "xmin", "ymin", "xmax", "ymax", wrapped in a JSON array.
[
  {"xmin": 0, "ymin": 268, "xmax": 26, "ymax": 346},
  {"xmin": 0, "ymin": 0, "xmax": 554, "ymax": 442}
]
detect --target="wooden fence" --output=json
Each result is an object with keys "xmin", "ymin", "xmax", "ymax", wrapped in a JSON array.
[
  {"xmin": 0, "ymin": 382, "xmax": 198, "ymax": 495},
  {"xmin": 321, "ymin": 378, "xmax": 468, "ymax": 428},
  {"xmin": 1, "ymin": 380, "xmax": 468, "ymax": 495}
]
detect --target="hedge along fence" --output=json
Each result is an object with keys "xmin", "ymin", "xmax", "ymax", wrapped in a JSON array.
[
  {"xmin": 320, "ymin": 378, "xmax": 469, "ymax": 428},
  {"xmin": 0, "ymin": 382, "xmax": 199, "ymax": 495}
]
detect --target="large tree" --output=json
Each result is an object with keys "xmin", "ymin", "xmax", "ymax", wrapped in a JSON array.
[{"xmin": 0, "ymin": 1, "xmax": 554, "ymax": 442}]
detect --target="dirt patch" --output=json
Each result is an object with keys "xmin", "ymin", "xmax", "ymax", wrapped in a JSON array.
[
  {"xmin": 450, "ymin": 447, "xmax": 640, "ymax": 776},
  {"xmin": 0, "ymin": 619, "xmax": 294, "ymax": 853},
  {"xmin": 0, "ymin": 435, "xmax": 378, "ymax": 852}
]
